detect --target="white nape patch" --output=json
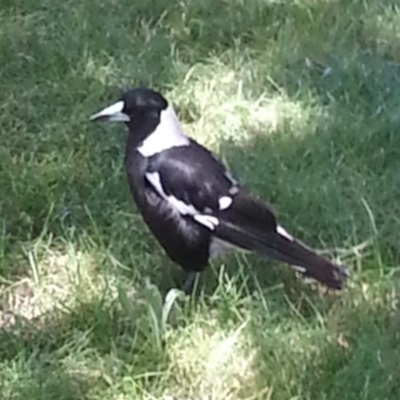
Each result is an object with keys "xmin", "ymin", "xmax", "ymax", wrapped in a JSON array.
[
  {"xmin": 219, "ymin": 196, "xmax": 232, "ymax": 210},
  {"xmin": 145, "ymin": 172, "xmax": 197, "ymax": 215},
  {"xmin": 194, "ymin": 215, "xmax": 219, "ymax": 230},
  {"xmin": 277, "ymin": 225, "xmax": 294, "ymax": 241},
  {"xmin": 90, "ymin": 101, "xmax": 130, "ymax": 122},
  {"xmin": 291, "ymin": 265, "xmax": 307, "ymax": 273},
  {"xmin": 138, "ymin": 106, "xmax": 190, "ymax": 157},
  {"xmin": 209, "ymin": 237, "xmax": 239, "ymax": 258}
]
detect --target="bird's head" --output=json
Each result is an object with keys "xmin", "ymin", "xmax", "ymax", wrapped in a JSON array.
[
  {"xmin": 90, "ymin": 87, "xmax": 168, "ymax": 124},
  {"xmin": 90, "ymin": 86, "xmax": 188, "ymax": 153}
]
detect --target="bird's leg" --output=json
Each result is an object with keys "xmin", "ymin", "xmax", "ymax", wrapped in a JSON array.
[{"xmin": 183, "ymin": 272, "xmax": 198, "ymax": 295}]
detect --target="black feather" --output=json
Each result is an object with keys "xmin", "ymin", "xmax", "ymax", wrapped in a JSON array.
[
  {"xmin": 215, "ymin": 190, "xmax": 348, "ymax": 289},
  {"xmin": 91, "ymin": 87, "xmax": 350, "ymax": 294}
]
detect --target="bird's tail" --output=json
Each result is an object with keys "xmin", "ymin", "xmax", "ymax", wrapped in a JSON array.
[{"xmin": 215, "ymin": 222, "xmax": 349, "ymax": 290}]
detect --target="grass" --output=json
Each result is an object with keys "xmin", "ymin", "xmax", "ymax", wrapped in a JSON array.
[{"xmin": 1, "ymin": 0, "xmax": 400, "ymax": 398}]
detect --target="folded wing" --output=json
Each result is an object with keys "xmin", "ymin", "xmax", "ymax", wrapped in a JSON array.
[
  {"xmin": 145, "ymin": 143, "xmax": 349, "ymax": 289},
  {"xmin": 214, "ymin": 190, "xmax": 349, "ymax": 289}
]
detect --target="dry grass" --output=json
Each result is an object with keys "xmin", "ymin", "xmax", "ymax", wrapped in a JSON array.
[{"xmin": 1, "ymin": 0, "xmax": 400, "ymax": 399}]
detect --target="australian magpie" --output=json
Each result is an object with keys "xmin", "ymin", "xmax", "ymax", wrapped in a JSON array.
[{"xmin": 90, "ymin": 87, "xmax": 349, "ymax": 294}]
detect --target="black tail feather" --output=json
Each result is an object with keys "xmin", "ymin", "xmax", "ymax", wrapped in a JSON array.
[{"xmin": 215, "ymin": 222, "xmax": 349, "ymax": 290}]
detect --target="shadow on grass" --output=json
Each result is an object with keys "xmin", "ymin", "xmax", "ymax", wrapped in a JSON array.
[
  {"xmin": 2, "ymin": 0, "xmax": 400, "ymax": 273},
  {"xmin": 1, "ymin": 360, "xmax": 92, "ymax": 400},
  {"xmin": 0, "ymin": 295, "xmax": 172, "ymax": 399},
  {"xmin": 0, "ymin": 316, "xmax": 94, "ymax": 399},
  {"xmin": 247, "ymin": 278, "xmax": 400, "ymax": 399},
  {"xmin": 2, "ymin": 0, "xmax": 400, "ymax": 398},
  {"xmin": 1, "ymin": 271, "xmax": 399, "ymax": 399}
]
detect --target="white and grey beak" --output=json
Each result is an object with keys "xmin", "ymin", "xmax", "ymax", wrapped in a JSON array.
[{"xmin": 90, "ymin": 101, "xmax": 130, "ymax": 122}]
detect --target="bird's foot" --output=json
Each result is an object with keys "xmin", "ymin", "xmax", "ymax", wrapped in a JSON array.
[{"xmin": 182, "ymin": 272, "xmax": 198, "ymax": 295}]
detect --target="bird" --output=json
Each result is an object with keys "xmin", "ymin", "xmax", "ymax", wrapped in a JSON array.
[{"xmin": 90, "ymin": 86, "xmax": 349, "ymax": 295}]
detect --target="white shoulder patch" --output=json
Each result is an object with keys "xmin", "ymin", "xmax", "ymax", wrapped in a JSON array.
[
  {"xmin": 169, "ymin": 195, "xmax": 197, "ymax": 216},
  {"xmin": 145, "ymin": 171, "xmax": 165, "ymax": 197},
  {"xmin": 145, "ymin": 172, "xmax": 197, "ymax": 215},
  {"xmin": 219, "ymin": 196, "xmax": 232, "ymax": 210},
  {"xmin": 277, "ymin": 225, "xmax": 294, "ymax": 241},
  {"xmin": 225, "ymin": 171, "xmax": 238, "ymax": 186},
  {"xmin": 145, "ymin": 170, "xmax": 220, "ymax": 231},
  {"xmin": 225, "ymin": 171, "xmax": 240, "ymax": 195},
  {"xmin": 193, "ymin": 215, "xmax": 219, "ymax": 230},
  {"xmin": 138, "ymin": 106, "xmax": 190, "ymax": 157},
  {"xmin": 228, "ymin": 186, "xmax": 239, "ymax": 195}
]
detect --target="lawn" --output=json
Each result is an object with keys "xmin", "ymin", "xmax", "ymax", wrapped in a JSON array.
[{"xmin": 1, "ymin": 0, "xmax": 400, "ymax": 398}]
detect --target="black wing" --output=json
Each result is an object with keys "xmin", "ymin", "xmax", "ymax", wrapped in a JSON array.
[
  {"xmin": 145, "ymin": 142, "xmax": 349, "ymax": 289},
  {"xmin": 146, "ymin": 141, "xmax": 236, "ymax": 212},
  {"xmin": 145, "ymin": 141, "xmax": 279, "ymax": 236}
]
